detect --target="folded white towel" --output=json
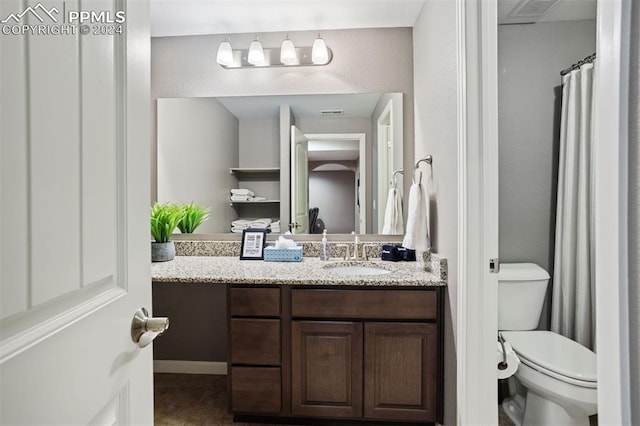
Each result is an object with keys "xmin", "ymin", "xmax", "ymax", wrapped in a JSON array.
[
  {"xmin": 250, "ymin": 218, "xmax": 272, "ymax": 228},
  {"xmin": 269, "ymin": 219, "xmax": 281, "ymax": 233},
  {"xmin": 382, "ymin": 187, "xmax": 404, "ymax": 235},
  {"xmin": 402, "ymin": 181, "xmax": 429, "ymax": 251},
  {"xmin": 230, "ymin": 195, "xmax": 250, "ymax": 202},
  {"xmin": 231, "ymin": 219, "xmax": 251, "ymax": 230},
  {"xmin": 249, "ymin": 196, "xmax": 267, "ymax": 202},
  {"xmin": 230, "ymin": 188, "xmax": 254, "ymax": 196}
]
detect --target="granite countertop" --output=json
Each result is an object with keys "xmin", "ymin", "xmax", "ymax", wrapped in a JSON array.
[{"xmin": 151, "ymin": 256, "xmax": 447, "ymax": 287}]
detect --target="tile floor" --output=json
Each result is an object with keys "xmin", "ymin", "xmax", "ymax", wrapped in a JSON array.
[
  {"xmin": 154, "ymin": 373, "xmax": 516, "ymax": 426},
  {"xmin": 154, "ymin": 373, "xmax": 301, "ymax": 426}
]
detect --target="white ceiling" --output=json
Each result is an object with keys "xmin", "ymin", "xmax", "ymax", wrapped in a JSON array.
[
  {"xmin": 498, "ymin": 0, "xmax": 596, "ymax": 25},
  {"xmin": 150, "ymin": 0, "xmax": 597, "ymax": 38},
  {"xmin": 216, "ymin": 93, "xmax": 382, "ymax": 120},
  {"xmin": 150, "ymin": 0, "xmax": 427, "ymax": 38}
]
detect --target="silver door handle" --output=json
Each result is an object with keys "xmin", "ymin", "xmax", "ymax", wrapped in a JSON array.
[{"xmin": 131, "ymin": 307, "xmax": 169, "ymax": 348}]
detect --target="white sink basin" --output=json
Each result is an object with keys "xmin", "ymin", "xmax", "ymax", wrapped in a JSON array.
[{"xmin": 324, "ymin": 263, "xmax": 393, "ymax": 276}]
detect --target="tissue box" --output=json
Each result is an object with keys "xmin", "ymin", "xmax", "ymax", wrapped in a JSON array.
[{"xmin": 264, "ymin": 245, "xmax": 303, "ymax": 262}]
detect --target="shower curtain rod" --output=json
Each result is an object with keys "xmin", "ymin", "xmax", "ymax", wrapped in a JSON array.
[{"xmin": 560, "ymin": 52, "xmax": 596, "ymax": 76}]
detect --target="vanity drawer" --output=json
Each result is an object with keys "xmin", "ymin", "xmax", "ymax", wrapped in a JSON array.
[
  {"xmin": 230, "ymin": 318, "xmax": 281, "ymax": 365},
  {"xmin": 291, "ymin": 289, "xmax": 438, "ymax": 320},
  {"xmin": 231, "ymin": 367, "xmax": 281, "ymax": 414},
  {"xmin": 230, "ymin": 287, "xmax": 280, "ymax": 317}
]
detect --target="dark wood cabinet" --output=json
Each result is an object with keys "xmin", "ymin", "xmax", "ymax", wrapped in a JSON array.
[
  {"xmin": 364, "ymin": 322, "xmax": 439, "ymax": 421},
  {"xmin": 291, "ymin": 321, "xmax": 363, "ymax": 418},
  {"xmin": 228, "ymin": 285, "xmax": 444, "ymax": 424},
  {"xmin": 230, "ymin": 367, "xmax": 281, "ymax": 414},
  {"xmin": 227, "ymin": 287, "xmax": 282, "ymax": 415}
]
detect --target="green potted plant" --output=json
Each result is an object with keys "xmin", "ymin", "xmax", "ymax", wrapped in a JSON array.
[
  {"xmin": 177, "ymin": 203, "xmax": 210, "ymax": 233},
  {"xmin": 150, "ymin": 202, "xmax": 184, "ymax": 262}
]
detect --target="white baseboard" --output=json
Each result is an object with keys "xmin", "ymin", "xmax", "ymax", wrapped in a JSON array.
[{"xmin": 153, "ymin": 360, "xmax": 227, "ymax": 375}]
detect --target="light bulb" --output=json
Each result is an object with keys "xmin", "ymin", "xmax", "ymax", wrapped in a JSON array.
[
  {"xmin": 312, "ymin": 34, "xmax": 329, "ymax": 64},
  {"xmin": 280, "ymin": 36, "xmax": 297, "ymax": 65},
  {"xmin": 216, "ymin": 39, "xmax": 233, "ymax": 66},
  {"xmin": 247, "ymin": 37, "xmax": 264, "ymax": 65}
]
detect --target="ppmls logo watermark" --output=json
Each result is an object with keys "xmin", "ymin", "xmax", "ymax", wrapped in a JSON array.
[{"xmin": 2, "ymin": 2, "xmax": 125, "ymax": 36}]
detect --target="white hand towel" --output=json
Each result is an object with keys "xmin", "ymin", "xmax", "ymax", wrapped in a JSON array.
[
  {"xmin": 394, "ymin": 187, "xmax": 404, "ymax": 234},
  {"xmin": 402, "ymin": 181, "xmax": 429, "ymax": 251},
  {"xmin": 230, "ymin": 194, "xmax": 250, "ymax": 202},
  {"xmin": 230, "ymin": 188, "xmax": 255, "ymax": 196},
  {"xmin": 382, "ymin": 187, "xmax": 404, "ymax": 235}
]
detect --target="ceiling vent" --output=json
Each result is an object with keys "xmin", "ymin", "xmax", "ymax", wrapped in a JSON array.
[
  {"xmin": 508, "ymin": 0, "xmax": 559, "ymax": 18},
  {"xmin": 320, "ymin": 109, "xmax": 344, "ymax": 116}
]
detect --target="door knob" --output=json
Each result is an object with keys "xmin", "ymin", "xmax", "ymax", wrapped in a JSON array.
[{"xmin": 131, "ymin": 307, "xmax": 169, "ymax": 348}]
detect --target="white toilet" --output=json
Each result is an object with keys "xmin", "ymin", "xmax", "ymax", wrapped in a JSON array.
[{"xmin": 498, "ymin": 263, "xmax": 597, "ymax": 426}]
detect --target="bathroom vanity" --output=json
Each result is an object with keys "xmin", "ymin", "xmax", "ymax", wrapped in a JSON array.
[
  {"xmin": 228, "ymin": 285, "xmax": 444, "ymax": 424},
  {"xmin": 151, "ymin": 252, "xmax": 447, "ymax": 425}
]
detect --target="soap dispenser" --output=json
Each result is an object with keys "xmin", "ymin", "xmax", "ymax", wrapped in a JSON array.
[{"xmin": 320, "ymin": 229, "xmax": 330, "ymax": 261}]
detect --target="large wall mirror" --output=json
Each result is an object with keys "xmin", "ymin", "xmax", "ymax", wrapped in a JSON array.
[{"xmin": 157, "ymin": 93, "xmax": 404, "ymax": 235}]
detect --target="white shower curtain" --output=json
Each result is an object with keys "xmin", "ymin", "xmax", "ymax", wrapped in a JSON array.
[{"xmin": 551, "ymin": 63, "xmax": 596, "ymax": 350}]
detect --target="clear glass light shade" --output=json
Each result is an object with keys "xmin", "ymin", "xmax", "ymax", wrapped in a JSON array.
[
  {"xmin": 312, "ymin": 36, "xmax": 329, "ymax": 64},
  {"xmin": 247, "ymin": 39, "xmax": 264, "ymax": 65},
  {"xmin": 280, "ymin": 38, "xmax": 297, "ymax": 65},
  {"xmin": 216, "ymin": 40, "xmax": 233, "ymax": 66}
]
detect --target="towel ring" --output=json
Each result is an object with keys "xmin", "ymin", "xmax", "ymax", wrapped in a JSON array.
[
  {"xmin": 391, "ymin": 169, "xmax": 404, "ymax": 187},
  {"xmin": 415, "ymin": 155, "xmax": 433, "ymax": 170}
]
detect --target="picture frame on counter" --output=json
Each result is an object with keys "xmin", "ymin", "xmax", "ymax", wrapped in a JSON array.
[{"xmin": 240, "ymin": 228, "xmax": 267, "ymax": 260}]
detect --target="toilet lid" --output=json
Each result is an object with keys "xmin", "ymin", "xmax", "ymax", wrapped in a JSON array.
[{"xmin": 501, "ymin": 331, "xmax": 597, "ymax": 384}]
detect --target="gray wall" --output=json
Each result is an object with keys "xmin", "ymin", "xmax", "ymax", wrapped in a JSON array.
[
  {"xmin": 237, "ymin": 118, "xmax": 281, "ymax": 204},
  {"xmin": 629, "ymin": 1, "xmax": 640, "ymax": 422},
  {"xmin": 157, "ymin": 98, "xmax": 239, "ymax": 233},
  {"xmin": 153, "ymin": 284, "xmax": 228, "ymax": 362},
  {"xmin": 151, "ymin": 27, "xmax": 414, "ymax": 202},
  {"xmin": 239, "ymin": 118, "xmax": 279, "ymax": 168},
  {"xmin": 309, "ymin": 170, "xmax": 356, "ymax": 233},
  {"xmin": 498, "ymin": 20, "xmax": 596, "ymax": 328},
  {"xmin": 413, "ymin": 2, "xmax": 459, "ymax": 425}
]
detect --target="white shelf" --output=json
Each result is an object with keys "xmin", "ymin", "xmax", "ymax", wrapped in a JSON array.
[
  {"xmin": 229, "ymin": 200, "xmax": 280, "ymax": 206},
  {"xmin": 229, "ymin": 167, "xmax": 280, "ymax": 175}
]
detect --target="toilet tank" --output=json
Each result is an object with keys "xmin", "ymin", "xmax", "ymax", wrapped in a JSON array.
[{"xmin": 498, "ymin": 263, "xmax": 550, "ymax": 330}]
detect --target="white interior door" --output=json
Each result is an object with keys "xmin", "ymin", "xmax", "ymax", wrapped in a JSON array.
[
  {"xmin": 0, "ymin": 0, "xmax": 153, "ymax": 424},
  {"xmin": 290, "ymin": 125, "xmax": 309, "ymax": 234}
]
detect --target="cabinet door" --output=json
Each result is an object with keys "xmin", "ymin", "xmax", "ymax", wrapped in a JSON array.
[
  {"xmin": 291, "ymin": 321, "xmax": 363, "ymax": 418},
  {"xmin": 364, "ymin": 322, "xmax": 438, "ymax": 422}
]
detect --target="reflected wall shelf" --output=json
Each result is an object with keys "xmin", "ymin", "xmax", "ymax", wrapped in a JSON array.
[
  {"xmin": 229, "ymin": 200, "xmax": 280, "ymax": 206},
  {"xmin": 230, "ymin": 167, "xmax": 280, "ymax": 176}
]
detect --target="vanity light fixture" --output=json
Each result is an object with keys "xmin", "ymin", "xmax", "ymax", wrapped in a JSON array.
[
  {"xmin": 216, "ymin": 33, "xmax": 332, "ymax": 69},
  {"xmin": 280, "ymin": 35, "xmax": 297, "ymax": 65},
  {"xmin": 247, "ymin": 36, "xmax": 264, "ymax": 65},
  {"xmin": 311, "ymin": 33, "xmax": 329, "ymax": 65},
  {"xmin": 216, "ymin": 37, "xmax": 233, "ymax": 66}
]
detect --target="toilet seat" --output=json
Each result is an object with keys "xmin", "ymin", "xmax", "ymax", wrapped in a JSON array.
[{"xmin": 501, "ymin": 330, "xmax": 597, "ymax": 389}]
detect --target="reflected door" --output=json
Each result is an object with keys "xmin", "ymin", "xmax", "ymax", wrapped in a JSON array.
[{"xmin": 291, "ymin": 125, "xmax": 309, "ymax": 233}]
